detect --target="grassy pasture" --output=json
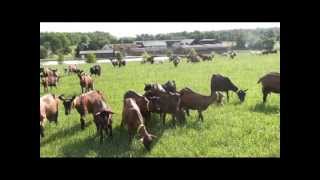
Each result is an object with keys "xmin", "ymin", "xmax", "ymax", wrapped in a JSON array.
[{"xmin": 40, "ymin": 53, "xmax": 280, "ymax": 157}]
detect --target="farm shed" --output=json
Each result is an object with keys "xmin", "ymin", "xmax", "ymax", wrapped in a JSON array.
[
  {"xmin": 79, "ymin": 49, "xmax": 114, "ymax": 59},
  {"xmin": 198, "ymin": 39, "xmax": 222, "ymax": 44}
]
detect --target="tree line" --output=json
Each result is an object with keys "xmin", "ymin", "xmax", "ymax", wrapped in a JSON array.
[{"xmin": 40, "ymin": 28, "xmax": 279, "ymax": 59}]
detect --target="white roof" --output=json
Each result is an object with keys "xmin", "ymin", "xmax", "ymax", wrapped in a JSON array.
[{"xmin": 79, "ymin": 50, "xmax": 113, "ymax": 54}]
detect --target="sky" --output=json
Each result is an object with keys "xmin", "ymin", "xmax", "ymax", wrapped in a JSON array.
[{"xmin": 40, "ymin": 22, "xmax": 280, "ymax": 38}]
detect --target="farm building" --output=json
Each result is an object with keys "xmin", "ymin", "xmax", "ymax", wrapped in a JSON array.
[
  {"xmin": 198, "ymin": 39, "xmax": 222, "ymax": 44},
  {"xmin": 93, "ymin": 39, "xmax": 236, "ymax": 56},
  {"xmin": 79, "ymin": 49, "xmax": 114, "ymax": 59},
  {"xmin": 130, "ymin": 40, "xmax": 168, "ymax": 55}
]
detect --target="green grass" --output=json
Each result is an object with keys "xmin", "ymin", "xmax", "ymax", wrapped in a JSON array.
[{"xmin": 40, "ymin": 53, "xmax": 280, "ymax": 157}]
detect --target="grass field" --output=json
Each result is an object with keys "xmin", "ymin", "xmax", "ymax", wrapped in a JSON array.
[{"xmin": 40, "ymin": 53, "xmax": 280, "ymax": 157}]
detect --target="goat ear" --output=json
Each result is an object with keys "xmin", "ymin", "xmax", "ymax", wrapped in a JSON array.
[
  {"xmin": 106, "ymin": 110, "xmax": 115, "ymax": 114},
  {"xmin": 58, "ymin": 94, "xmax": 65, "ymax": 101},
  {"xmin": 150, "ymin": 134, "xmax": 157, "ymax": 139}
]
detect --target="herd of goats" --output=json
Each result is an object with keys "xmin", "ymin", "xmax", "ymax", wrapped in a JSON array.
[{"xmin": 40, "ymin": 51, "xmax": 280, "ymax": 151}]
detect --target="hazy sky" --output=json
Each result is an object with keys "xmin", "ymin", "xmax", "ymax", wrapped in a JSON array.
[{"xmin": 40, "ymin": 22, "xmax": 280, "ymax": 38}]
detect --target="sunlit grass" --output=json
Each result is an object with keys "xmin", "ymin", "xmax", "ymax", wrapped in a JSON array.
[{"xmin": 40, "ymin": 53, "xmax": 280, "ymax": 157}]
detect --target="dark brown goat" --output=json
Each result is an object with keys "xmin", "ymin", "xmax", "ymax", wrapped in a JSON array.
[
  {"xmin": 59, "ymin": 90, "xmax": 114, "ymax": 144},
  {"xmin": 179, "ymin": 87, "xmax": 219, "ymax": 121},
  {"xmin": 257, "ymin": 72, "xmax": 280, "ymax": 103},
  {"xmin": 144, "ymin": 80, "xmax": 177, "ymax": 94},
  {"xmin": 77, "ymin": 71, "xmax": 94, "ymax": 93},
  {"xmin": 122, "ymin": 90, "xmax": 160, "ymax": 128},
  {"xmin": 211, "ymin": 74, "xmax": 247, "ymax": 103},
  {"xmin": 122, "ymin": 98, "xmax": 157, "ymax": 150},
  {"xmin": 144, "ymin": 89, "xmax": 185, "ymax": 125},
  {"xmin": 40, "ymin": 94, "xmax": 60, "ymax": 138},
  {"xmin": 199, "ymin": 54, "xmax": 213, "ymax": 61}
]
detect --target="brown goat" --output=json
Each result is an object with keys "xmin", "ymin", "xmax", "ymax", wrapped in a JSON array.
[
  {"xmin": 59, "ymin": 90, "xmax": 114, "ymax": 144},
  {"xmin": 179, "ymin": 87, "xmax": 219, "ymax": 121},
  {"xmin": 122, "ymin": 90, "xmax": 160, "ymax": 129},
  {"xmin": 68, "ymin": 64, "xmax": 78, "ymax": 74},
  {"xmin": 257, "ymin": 72, "xmax": 280, "ymax": 103},
  {"xmin": 41, "ymin": 75, "xmax": 59, "ymax": 93},
  {"xmin": 211, "ymin": 74, "xmax": 248, "ymax": 103},
  {"xmin": 77, "ymin": 71, "xmax": 94, "ymax": 93},
  {"xmin": 40, "ymin": 94, "xmax": 60, "ymax": 138},
  {"xmin": 144, "ymin": 89, "xmax": 185, "ymax": 125},
  {"xmin": 122, "ymin": 98, "xmax": 157, "ymax": 150}
]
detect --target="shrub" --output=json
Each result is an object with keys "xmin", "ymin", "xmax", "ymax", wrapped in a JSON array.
[
  {"xmin": 63, "ymin": 47, "xmax": 72, "ymax": 55},
  {"xmin": 142, "ymin": 51, "xmax": 151, "ymax": 63},
  {"xmin": 40, "ymin": 46, "xmax": 48, "ymax": 59},
  {"xmin": 86, "ymin": 53, "xmax": 96, "ymax": 63},
  {"xmin": 115, "ymin": 51, "xmax": 123, "ymax": 61},
  {"xmin": 188, "ymin": 48, "xmax": 198, "ymax": 57},
  {"xmin": 57, "ymin": 54, "xmax": 64, "ymax": 65}
]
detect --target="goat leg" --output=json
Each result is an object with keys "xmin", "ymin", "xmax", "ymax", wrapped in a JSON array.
[
  {"xmin": 226, "ymin": 91, "xmax": 229, "ymax": 102},
  {"xmin": 262, "ymin": 88, "xmax": 268, "ymax": 104},
  {"xmin": 198, "ymin": 110, "xmax": 204, "ymax": 122},
  {"xmin": 185, "ymin": 109, "xmax": 190, "ymax": 116},
  {"xmin": 162, "ymin": 113, "xmax": 167, "ymax": 125},
  {"xmin": 128, "ymin": 130, "xmax": 133, "ymax": 145},
  {"xmin": 99, "ymin": 128, "xmax": 103, "ymax": 144},
  {"xmin": 80, "ymin": 116, "xmax": 85, "ymax": 130},
  {"xmin": 172, "ymin": 114, "xmax": 176, "ymax": 126},
  {"xmin": 40, "ymin": 125, "xmax": 44, "ymax": 138},
  {"xmin": 54, "ymin": 112, "xmax": 58, "ymax": 125},
  {"xmin": 94, "ymin": 121, "xmax": 99, "ymax": 135},
  {"xmin": 108, "ymin": 125, "xmax": 113, "ymax": 137}
]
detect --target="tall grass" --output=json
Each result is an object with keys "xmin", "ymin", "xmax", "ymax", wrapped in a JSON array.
[{"xmin": 40, "ymin": 53, "xmax": 280, "ymax": 157}]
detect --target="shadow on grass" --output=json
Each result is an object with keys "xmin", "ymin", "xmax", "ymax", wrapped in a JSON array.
[
  {"xmin": 60, "ymin": 113, "xmax": 172, "ymax": 157},
  {"xmin": 181, "ymin": 111, "xmax": 205, "ymax": 131},
  {"xmin": 40, "ymin": 120, "xmax": 92, "ymax": 147},
  {"xmin": 250, "ymin": 102, "xmax": 280, "ymax": 114}
]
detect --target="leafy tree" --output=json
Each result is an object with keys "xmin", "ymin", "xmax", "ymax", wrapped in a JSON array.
[
  {"xmin": 75, "ymin": 42, "xmax": 89, "ymax": 58},
  {"xmin": 188, "ymin": 48, "xmax": 198, "ymax": 57},
  {"xmin": 49, "ymin": 35, "xmax": 63, "ymax": 54},
  {"xmin": 115, "ymin": 51, "xmax": 124, "ymax": 61},
  {"xmin": 63, "ymin": 47, "xmax": 72, "ymax": 55},
  {"xmin": 80, "ymin": 35, "xmax": 90, "ymax": 44},
  {"xmin": 86, "ymin": 53, "xmax": 96, "ymax": 63},
  {"xmin": 40, "ymin": 46, "xmax": 48, "ymax": 59},
  {"xmin": 142, "ymin": 51, "xmax": 151, "ymax": 63},
  {"xmin": 57, "ymin": 54, "xmax": 64, "ymax": 64},
  {"xmin": 235, "ymin": 32, "xmax": 246, "ymax": 49}
]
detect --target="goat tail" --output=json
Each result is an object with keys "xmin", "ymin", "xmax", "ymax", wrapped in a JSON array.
[{"xmin": 257, "ymin": 76, "xmax": 264, "ymax": 84}]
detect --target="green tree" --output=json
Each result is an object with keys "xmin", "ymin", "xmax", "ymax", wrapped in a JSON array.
[
  {"xmin": 40, "ymin": 46, "xmax": 48, "ymax": 59},
  {"xmin": 57, "ymin": 54, "xmax": 64, "ymax": 65},
  {"xmin": 115, "ymin": 51, "xmax": 123, "ymax": 61},
  {"xmin": 142, "ymin": 51, "xmax": 151, "ymax": 63},
  {"xmin": 188, "ymin": 48, "xmax": 198, "ymax": 57},
  {"xmin": 235, "ymin": 33, "xmax": 246, "ymax": 49},
  {"xmin": 58, "ymin": 34, "xmax": 71, "ymax": 49},
  {"xmin": 86, "ymin": 53, "xmax": 96, "ymax": 63},
  {"xmin": 50, "ymin": 35, "xmax": 63, "ymax": 54},
  {"xmin": 75, "ymin": 42, "xmax": 88, "ymax": 58},
  {"xmin": 62, "ymin": 47, "xmax": 72, "ymax": 55},
  {"xmin": 80, "ymin": 35, "xmax": 90, "ymax": 44}
]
